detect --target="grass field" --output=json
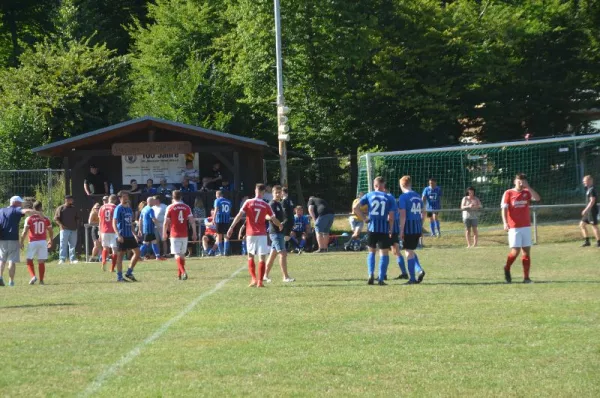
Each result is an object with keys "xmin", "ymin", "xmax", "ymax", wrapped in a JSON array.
[{"xmin": 1, "ymin": 243, "xmax": 599, "ymax": 397}]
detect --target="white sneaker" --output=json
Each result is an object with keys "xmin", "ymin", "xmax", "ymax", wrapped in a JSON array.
[
  {"xmin": 71, "ymin": 260, "xmax": 79, "ymax": 264},
  {"xmin": 263, "ymin": 276, "xmax": 272, "ymax": 283},
  {"xmin": 29, "ymin": 276, "xmax": 37, "ymax": 285},
  {"xmin": 58, "ymin": 260, "xmax": 65, "ymax": 265},
  {"xmin": 283, "ymin": 277, "xmax": 295, "ymax": 283}
]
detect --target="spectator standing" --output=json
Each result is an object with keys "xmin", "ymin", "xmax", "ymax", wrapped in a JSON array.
[
  {"xmin": 181, "ymin": 160, "xmax": 200, "ymax": 190},
  {"xmin": 152, "ymin": 196, "xmax": 168, "ymax": 256},
  {"xmin": 84, "ymin": 164, "xmax": 108, "ymax": 196},
  {"xmin": 263, "ymin": 185, "xmax": 274, "ymax": 202},
  {"xmin": 0, "ymin": 196, "xmax": 38, "ymax": 286},
  {"xmin": 54, "ymin": 195, "xmax": 80, "ymax": 265},
  {"xmin": 281, "ymin": 188, "xmax": 295, "ymax": 241},
  {"xmin": 129, "ymin": 179, "xmax": 142, "ymax": 194},
  {"xmin": 307, "ymin": 196, "xmax": 335, "ymax": 253},
  {"xmin": 264, "ymin": 185, "xmax": 294, "ymax": 283},
  {"xmin": 461, "ymin": 187, "xmax": 482, "ymax": 248},
  {"xmin": 88, "ymin": 203, "xmax": 102, "ymax": 262}
]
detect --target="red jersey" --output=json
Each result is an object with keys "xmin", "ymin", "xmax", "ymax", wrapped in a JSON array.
[
  {"xmin": 204, "ymin": 217, "xmax": 217, "ymax": 236},
  {"xmin": 242, "ymin": 198, "xmax": 274, "ymax": 236},
  {"xmin": 502, "ymin": 189, "xmax": 532, "ymax": 228},
  {"xmin": 166, "ymin": 202, "xmax": 193, "ymax": 238},
  {"xmin": 99, "ymin": 204, "xmax": 116, "ymax": 233},
  {"xmin": 26, "ymin": 215, "xmax": 51, "ymax": 242}
]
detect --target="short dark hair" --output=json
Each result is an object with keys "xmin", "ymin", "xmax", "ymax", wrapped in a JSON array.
[
  {"xmin": 429, "ymin": 178, "xmax": 436, "ymax": 182},
  {"xmin": 130, "ymin": 179, "xmax": 137, "ymax": 184},
  {"xmin": 117, "ymin": 190, "xmax": 128, "ymax": 198},
  {"xmin": 272, "ymin": 185, "xmax": 282, "ymax": 191},
  {"xmin": 282, "ymin": 187, "xmax": 289, "ymax": 194},
  {"xmin": 256, "ymin": 183, "xmax": 266, "ymax": 192},
  {"xmin": 147, "ymin": 179, "xmax": 154, "ymax": 184},
  {"xmin": 515, "ymin": 173, "xmax": 527, "ymax": 180},
  {"xmin": 465, "ymin": 186, "xmax": 476, "ymax": 195},
  {"xmin": 33, "ymin": 200, "xmax": 43, "ymax": 211},
  {"xmin": 374, "ymin": 176, "xmax": 385, "ymax": 185},
  {"xmin": 172, "ymin": 190, "xmax": 182, "ymax": 200}
]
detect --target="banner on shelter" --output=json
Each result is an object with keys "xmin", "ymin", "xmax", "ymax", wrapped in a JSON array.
[{"xmin": 121, "ymin": 153, "xmax": 199, "ymax": 185}]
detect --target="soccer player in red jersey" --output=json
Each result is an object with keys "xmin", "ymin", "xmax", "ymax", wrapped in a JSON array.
[
  {"xmin": 228, "ymin": 183, "xmax": 282, "ymax": 287},
  {"xmin": 163, "ymin": 190, "xmax": 197, "ymax": 280},
  {"xmin": 99, "ymin": 195, "xmax": 118, "ymax": 272},
  {"xmin": 20, "ymin": 201, "xmax": 53, "ymax": 285},
  {"xmin": 501, "ymin": 174, "xmax": 541, "ymax": 284}
]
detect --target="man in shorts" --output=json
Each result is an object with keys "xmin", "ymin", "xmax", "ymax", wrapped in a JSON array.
[
  {"xmin": 264, "ymin": 185, "xmax": 295, "ymax": 283},
  {"xmin": 0, "ymin": 196, "xmax": 38, "ymax": 286},
  {"xmin": 398, "ymin": 176, "xmax": 427, "ymax": 284},
  {"xmin": 20, "ymin": 201, "xmax": 53, "ymax": 285},
  {"xmin": 213, "ymin": 190, "xmax": 232, "ymax": 256},
  {"xmin": 501, "ymin": 173, "xmax": 541, "ymax": 284},
  {"xmin": 580, "ymin": 175, "xmax": 599, "ymax": 247},
  {"xmin": 228, "ymin": 184, "xmax": 282, "ymax": 287},
  {"xmin": 422, "ymin": 178, "xmax": 443, "ymax": 237},
  {"xmin": 163, "ymin": 190, "xmax": 197, "ymax": 280},
  {"xmin": 307, "ymin": 196, "xmax": 334, "ymax": 253},
  {"xmin": 112, "ymin": 191, "xmax": 140, "ymax": 282},
  {"xmin": 354, "ymin": 177, "xmax": 396, "ymax": 285},
  {"xmin": 99, "ymin": 195, "xmax": 118, "ymax": 272},
  {"xmin": 139, "ymin": 197, "xmax": 166, "ymax": 260}
]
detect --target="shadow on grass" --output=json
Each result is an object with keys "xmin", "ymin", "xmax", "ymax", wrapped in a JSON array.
[{"xmin": 1, "ymin": 303, "xmax": 76, "ymax": 309}]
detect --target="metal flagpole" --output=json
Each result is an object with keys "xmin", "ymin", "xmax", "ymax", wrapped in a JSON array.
[{"xmin": 274, "ymin": 0, "xmax": 289, "ymax": 187}]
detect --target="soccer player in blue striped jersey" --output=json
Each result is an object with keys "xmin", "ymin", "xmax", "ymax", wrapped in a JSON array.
[
  {"xmin": 112, "ymin": 191, "xmax": 140, "ymax": 282},
  {"xmin": 354, "ymin": 176, "xmax": 396, "ymax": 286},
  {"xmin": 422, "ymin": 178, "xmax": 442, "ymax": 237},
  {"xmin": 138, "ymin": 197, "xmax": 165, "ymax": 261},
  {"xmin": 400, "ymin": 176, "xmax": 426, "ymax": 284},
  {"xmin": 214, "ymin": 191, "xmax": 232, "ymax": 256},
  {"xmin": 390, "ymin": 197, "xmax": 409, "ymax": 280}
]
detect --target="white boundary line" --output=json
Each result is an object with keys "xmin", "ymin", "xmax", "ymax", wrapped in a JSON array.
[{"xmin": 80, "ymin": 266, "xmax": 245, "ymax": 397}]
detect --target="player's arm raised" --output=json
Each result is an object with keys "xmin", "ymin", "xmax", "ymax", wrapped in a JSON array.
[{"xmin": 523, "ymin": 180, "xmax": 541, "ymax": 202}]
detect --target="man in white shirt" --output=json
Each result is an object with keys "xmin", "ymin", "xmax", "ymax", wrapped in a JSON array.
[
  {"xmin": 152, "ymin": 195, "xmax": 168, "ymax": 255},
  {"xmin": 181, "ymin": 161, "xmax": 199, "ymax": 190}
]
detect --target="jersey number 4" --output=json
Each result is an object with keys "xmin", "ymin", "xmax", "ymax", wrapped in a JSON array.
[
  {"xmin": 370, "ymin": 200, "xmax": 387, "ymax": 216},
  {"xmin": 178, "ymin": 210, "xmax": 185, "ymax": 223},
  {"xmin": 411, "ymin": 202, "xmax": 422, "ymax": 215}
]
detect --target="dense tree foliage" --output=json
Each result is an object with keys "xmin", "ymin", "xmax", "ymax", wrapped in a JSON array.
[{"xmin": 0, "ymin": 0, "xmax": 598, "ymax": 168}]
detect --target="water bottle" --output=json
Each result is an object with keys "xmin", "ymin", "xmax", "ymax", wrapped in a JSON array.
[{"xmin": 109, "ymin": 184, "xmax": 114, "ymax": 194}]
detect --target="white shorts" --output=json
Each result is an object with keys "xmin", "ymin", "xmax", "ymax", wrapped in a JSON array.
[
  {"xmin": 170, "ymin": 237, "xmax": 188, "ymax": 256},
  {"xmin": 155, "ymin": 224, "xmax": 164, "ymax": 241},
  {"xmin": 246, "ymin": 236, "xmax": 269, "ymax": 256},
  {"xmin": 101, "ymin": 233, "xmax": 118, "ymax": 249},
  {"xmin": 26, "ymin": 240, "xmax": 48, "ymax": 260},
  {"xmin": 508, "ymin": 227, "xmax": 532, "ymax": 248}
]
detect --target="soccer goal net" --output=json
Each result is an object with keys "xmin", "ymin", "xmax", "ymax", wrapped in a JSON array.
[{"xmin": 357, "ymin": 134, "xmax": 600, "ymax": 245}]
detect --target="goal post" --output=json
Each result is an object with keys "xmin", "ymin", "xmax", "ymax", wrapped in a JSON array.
[{"xmin": 357, "ymin": 134, "xmax": 600, "ymax": 243}]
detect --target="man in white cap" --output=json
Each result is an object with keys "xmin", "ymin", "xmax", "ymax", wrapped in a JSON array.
[{"xmin": 0, "ymin": 196, "xmax": 38, "ymax": 286}]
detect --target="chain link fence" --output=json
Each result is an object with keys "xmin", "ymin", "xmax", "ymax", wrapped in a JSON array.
[
  {"xmin": 264, "ymin": 156, "xmax": 356, "ymax": 213},
  {"xmin": 0, "ymin": 169, "xmax": 66, "ymax": 217}
]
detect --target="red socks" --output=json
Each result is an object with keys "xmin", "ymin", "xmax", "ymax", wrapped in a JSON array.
[
  {"xmin": 258, "ymin": 261, "xmax": 266, "ymax": 284},
  {"xmin": 176, "ymin": 257, "xmax": 186, "ymax": 277},
  {"xmin": 39, "ymin": 262, "xmax": 45, "ymax": 282},
  {"xmin": 26, "ymin": 260, "xmax": 35, "ymax": 278},
  {"xmin": 522, "ymin": 256, "xmax": 531, "ymax": 279},
  {"xmin": 110, "ymin": 254, "xmax": 117, "ymax": 272},
  {"xmin": 505, "ymin": 254, "xmax": 517, "ymax": 271},
  {"xmin": 101, "ymin": 248, "xmax": 108, "ymax": 265},
  {"xmin": 248, "ymin": 258, "xmax": 257, "ymax": 282}
]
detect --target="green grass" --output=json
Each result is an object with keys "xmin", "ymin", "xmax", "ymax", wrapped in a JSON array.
[{"xmin": 1, "ymin": 243, "xmax": 599, "ymax": 397}]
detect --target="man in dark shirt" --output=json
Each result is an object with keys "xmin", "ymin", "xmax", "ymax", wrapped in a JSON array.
[
  {"xmin": 264, "ymin": 186, "xmax": 294, "ymax": 283},
  {"xmin": 580, "ymin": 175, "xmax": 600, "ymax": 247},
  {"xmin": 307, "ymin": 196, "xmax": 335, "ymax": 252},
  {"xmin": 84, "ymin": 164, "xmax": 108, "ymax": 196},
  {"xmin": 281, "ymin": 188, "xmax": 295, "ymax": 236},
  {"xmin": 201, "ymin": 162, "xmax": 223, "ymax": 191},
  {"xmin": 0, "ymin": 196, "xmax": 38, "ymax": 286},
  {"xmin": 180, "ymin": 177, "xmax": 196, "ymax": 192},
  {"xmin": 54, "ymin": 195, "xmax": 80, "ymax": 264}
]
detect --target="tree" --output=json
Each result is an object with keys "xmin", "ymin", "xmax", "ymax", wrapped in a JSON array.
[{"xmin": 0, "ymin": 38, "xmax": 130, "ymax": 168}]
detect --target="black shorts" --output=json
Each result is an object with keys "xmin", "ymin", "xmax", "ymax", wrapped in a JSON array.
[
  {"xmin": 403, "ymin": 234, "xmax": 421, "ymax": 251},
  {"xmin": 367, "ymin": 232, "xmax": 392, "ymax": 250},
  {"xmin": 118, "ymin": 236, "xmax": 138, "ymax": 251},
  {"xmin": 390, "ymin": 233, "xmax": 400, "ymax": 245},
  {"xmin": 583, "ymin": 208, "xmax": 599, "ymax": 225},
  {"xmin": 204, "ymin": 235, "xmax": 216, "ymax": 246},
  {"xmin": 91, "ymin": 226, "xmax": 99, "ymax": 241},
  {"xmin": 216, "ymin": 222, "xmax": 230, "ymax": 235},
  {"xmin": 143, "ymin": 233, "xmax": 156, "ymax": 242},
  {"xmin": 427, "ymin": 211, "xmax": 439, "ymax": 218}
]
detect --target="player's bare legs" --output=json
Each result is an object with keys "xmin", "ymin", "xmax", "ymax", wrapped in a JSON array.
[
  {"xmin": 124, "ymin": 248, "xmax": 140, "ymax": 281},
  {"xmin": 580, "ymin": 221, "xmax": 600, "ymax": 244},
  {"xmin": 504, "ymin": 247, "xmax": 521, "ymax": 284},
  {"xmin": 265, "ymin": 250, "xmax": 277, "ymax": 281},
  {"xmin": 247, "ymin": 253, "xmax": 258, "ymax": 287},
  {"xmin": 257, "ymin": 254, "xmax": 268, "ymax": 287},
  {"xmin": 7, "ymin": 261, "xmax": 16, "ymax": 284},
  {"xmin": 472, "ymin": 225, "xmax": 479, "ymax": 247},
  {"xmin": 465, "ymin": 225, "xmax": 472, "ymax": 248}
]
